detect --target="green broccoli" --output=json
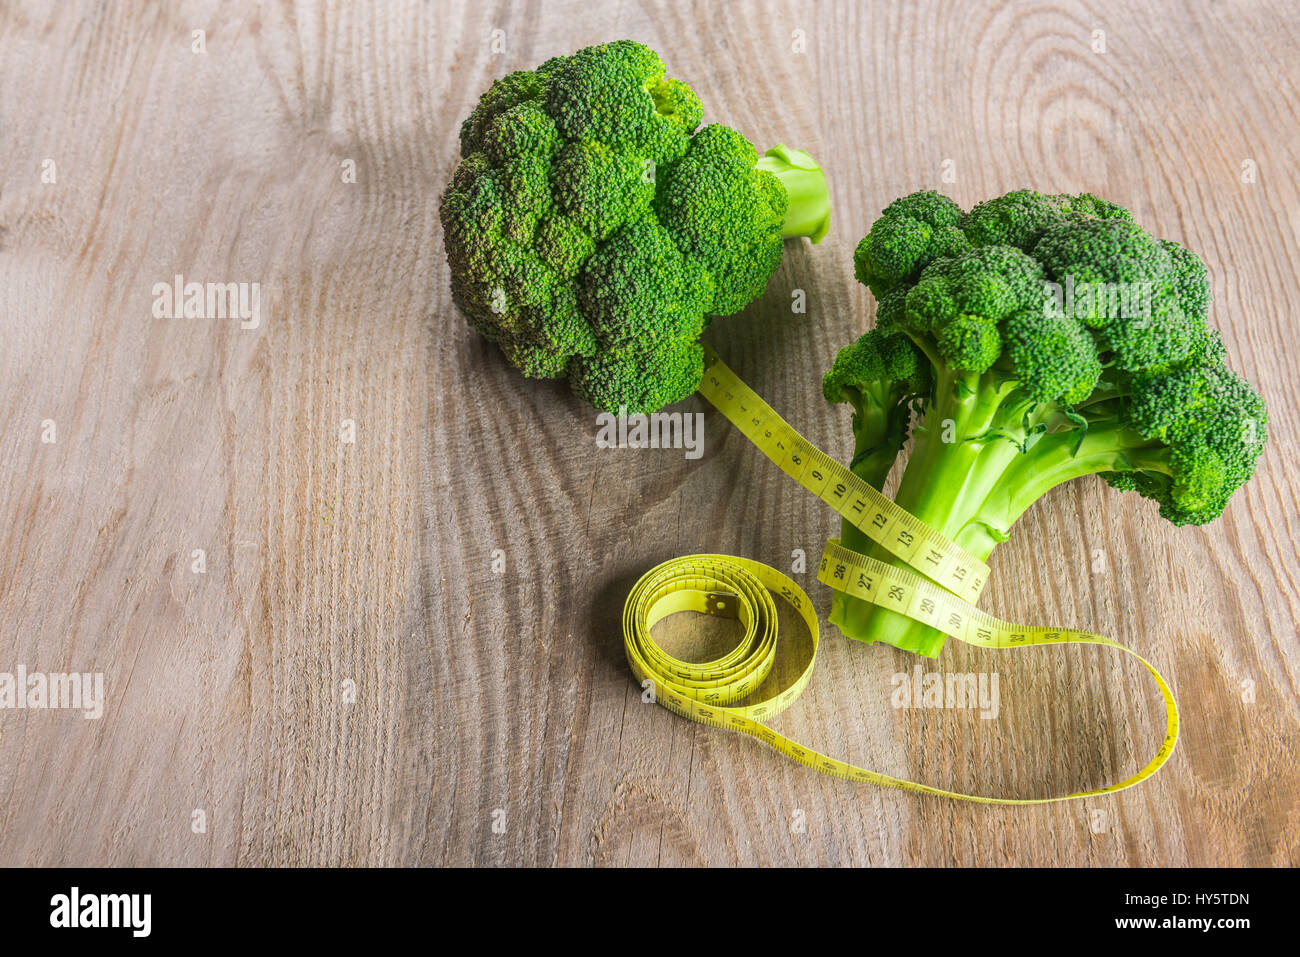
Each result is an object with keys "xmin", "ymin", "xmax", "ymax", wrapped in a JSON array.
[
  {"xmin": 441, "ymin": 40, "xmax": 831, "ymax": 413},
  {"xmin": 825, "ymin": 189, "xmax": 1268, "ymax": 656}
]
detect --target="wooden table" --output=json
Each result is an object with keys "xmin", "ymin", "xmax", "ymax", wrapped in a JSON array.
[{"xmin": 2, "ymin": 0, "xmax": 1296, "ymax": 866}]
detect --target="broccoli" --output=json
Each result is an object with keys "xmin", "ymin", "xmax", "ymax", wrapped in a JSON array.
[
  {"xmin": 440, "ymin": 40, "xmax": 831, "ymax": 413},
  {"xmin": 825, "ymin": 189, "xmax": 1268, "ymax": 656}
]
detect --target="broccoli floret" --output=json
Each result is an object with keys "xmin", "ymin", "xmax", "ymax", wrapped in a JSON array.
[
  {"xmin": 823, "ymin": 328, "xmax": 930, "ymax": 483},
  {"xmin": 441, "ymin": 40, "xmax": 832, "ymax": 413},
  {"xmin": 654, "ymin": 124, "xmax": 788, "ymax": 316},
  {"xmin": 853, "ymin": 190, "xmax": 968, "ymax": 297},
  {"xmin": 825, "ymin": 189, "xmax": 1267, "ymax": 656},
  {"xmin": 575, "ymin": 215, "xmax": 713, "ymax": 349},
  {"xmin": 572, "ymin": 338, "xmax": 705, "ymax": 413}
]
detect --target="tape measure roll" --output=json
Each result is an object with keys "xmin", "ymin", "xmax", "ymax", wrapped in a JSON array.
[
  {"xmin": 623, "ymin": 555, "xmax": 817, "ymax": 723},
  {"xmin": 622, "ymin": 347, "xmax": 1180, "ymax": 803}
]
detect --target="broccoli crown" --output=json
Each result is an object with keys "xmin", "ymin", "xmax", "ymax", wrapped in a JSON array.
[
  {"xmin": 441, "ymin": 40, "xmax": 810, "ymax": 413},
  {"xmin": 839, "ymin": 189, "xmax": 1267, "ymax": 525}
]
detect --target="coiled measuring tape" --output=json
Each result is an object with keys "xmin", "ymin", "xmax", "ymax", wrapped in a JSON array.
[{"xmin": 623, "ymin": 346, "xmax": 1179, "ymax": 803}]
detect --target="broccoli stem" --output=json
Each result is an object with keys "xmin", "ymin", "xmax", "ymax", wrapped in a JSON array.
[
  {"xmin": 839, "ymin": 392, "xmax": 910, "ymax": 571},
  {"xmin": 829, "ymin": 366, "xmax": 1167, "ymax": 657},
  {"xmin": 830, "ymin": 366, "xmax": 1010, "ymax": 655},
  {"xmin": 756, "ymin": 146, "xmax": 832, "ymax": 244}
]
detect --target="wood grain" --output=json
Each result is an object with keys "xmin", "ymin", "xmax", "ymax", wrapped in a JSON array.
[{"xmin": 1, "ymin": 0, "xmax": 1297, "ymax": 866}]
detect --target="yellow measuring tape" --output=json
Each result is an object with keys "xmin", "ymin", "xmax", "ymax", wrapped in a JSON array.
[{"xmin": 623, "ymin": 346, "xmax": 1179, "ymax": 803}]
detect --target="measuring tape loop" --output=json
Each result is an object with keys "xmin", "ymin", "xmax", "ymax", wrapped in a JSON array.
[
  {"xmin": 698, "ymin": 347, "xmax": 990, "ymax": 604},
  {"xmin": 622, "ymin": 347, "xmax": 1180, "ymax": 803},
  {"xmin": 624, "ymin": 555, "xmax": 816, "ymax": 722}
]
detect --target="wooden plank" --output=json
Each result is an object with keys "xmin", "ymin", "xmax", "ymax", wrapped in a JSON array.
[{"xmin": 0, "ymin": 0, "xmax": 1296, "ymax": 866}]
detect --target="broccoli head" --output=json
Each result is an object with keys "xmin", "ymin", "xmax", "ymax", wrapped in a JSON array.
[
  {"xmin": 826, "ymin": 189, "xmax": 1267, "ymax": 655},
  {"xmin": 441, "ymin": 40, "xmax": 832, "ymax": 413}
]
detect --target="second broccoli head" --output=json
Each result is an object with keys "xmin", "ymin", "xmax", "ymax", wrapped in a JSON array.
[
  {"xmin": 826, "ymin": 189, "xmax": 1267, "ymax": 655},
  {"xmin": 441, "ymin": 40, "xmax": 832, "ymax": 413}
]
